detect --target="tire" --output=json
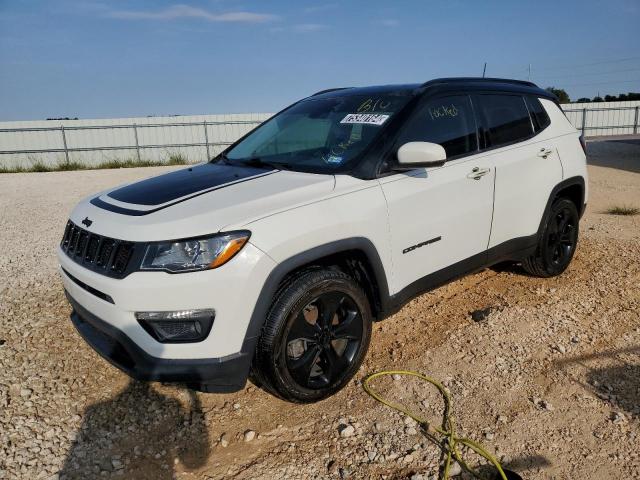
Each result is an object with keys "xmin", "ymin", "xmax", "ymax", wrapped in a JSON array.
[
  {"xmin": 523, "ymin": 198, "xmax": 579, "ymax": 277},
  {"xmin": 251, "ymin": 269, "xmax": 372, "ymax": 403}
]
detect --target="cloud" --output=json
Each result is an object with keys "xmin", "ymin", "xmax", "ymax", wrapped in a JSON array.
[
  {"xmin": 375, "ymin": 19, "xmax": 400, "ymax": 27},
  {"xmin": 106, "ymin": 4, "xmax": 278, "ymax": 23},
  {"xmin": 292, "ymin": 23, "xmax": 327, "ymax": 32}
]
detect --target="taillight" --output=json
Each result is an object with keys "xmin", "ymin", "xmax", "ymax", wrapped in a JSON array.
[{"xmin": 579, "ymin": 135, "xmax": 587, "ymax": 156}]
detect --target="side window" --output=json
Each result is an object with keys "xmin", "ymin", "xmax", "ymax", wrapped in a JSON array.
[
  {"xmin": 475, "ymin": 94, "xmax": 533, "ymax": 148},
  {"xmin": 525, "ymin": 96, "xmax": 551, "ymax": 132},
  {"xmin": 396, "ymin": 95, "xmax": 477, "ymax": 159}
]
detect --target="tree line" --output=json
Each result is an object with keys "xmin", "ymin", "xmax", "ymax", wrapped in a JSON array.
[{"xmin": 545, "ymin": 87, "xmax": 640, "ymax": 104}]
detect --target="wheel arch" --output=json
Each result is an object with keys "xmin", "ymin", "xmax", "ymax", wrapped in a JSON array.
[
  {"xmin": 241, "ymin": 238, "xmax": 391, "ymax": 358},
  {"xmin": 556, "ymin": 180, "xmax": 585, "ymax": 218},
  {"xmin": 537, "ymin": 176, "xmax": 586, "ymax": 237}
]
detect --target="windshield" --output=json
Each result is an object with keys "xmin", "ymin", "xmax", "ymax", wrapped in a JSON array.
[{"xmin": 223, "ymin": 94, "xmax": 411, "ymax": 173}]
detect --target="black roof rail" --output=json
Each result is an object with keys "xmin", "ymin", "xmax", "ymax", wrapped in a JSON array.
[
  {"xmin": 421, "ymin": 77, "xmax": 538, "ymax": 88},
  {"xmin": 310, "ymin": 87, "xmax": 352, "ymax": 96}
]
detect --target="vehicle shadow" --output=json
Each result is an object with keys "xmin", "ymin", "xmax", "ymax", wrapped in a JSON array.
[
  {"xmin": 554, "ymin": 346, "xmax": 640, "ymax": 418},
  {"xmin": 586, "ymin": 363, "xmax": 640, "ymax": 416},
  {"xmin": 473, "ymin": 454, "xmax": 551, "ymax": 479},
  {"xmin": 488, "ymin": 261, "xmax": 527, "ymax": 276},
  {"xmin": 59, "ymin": 380, "xmax": 210, "ymax": 479}
]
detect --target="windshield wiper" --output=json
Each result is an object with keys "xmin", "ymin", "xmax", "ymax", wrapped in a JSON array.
[
  {"xmin": 215, "ymin": 152, "xmax": 231, "ymax": 164},
  {"xmin": 239, "ymin": 157, "xmax": 292, "ymax": 171}
]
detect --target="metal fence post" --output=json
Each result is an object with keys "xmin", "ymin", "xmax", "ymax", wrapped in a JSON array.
[
  {"xmin": 581, "ymin": 108, "xmax": 587, "ymax": 136},
  {"xmin": 133, "ymin": 123, "xmax": 141, "ymax": 162},
  {"xmin": 203, "ymin": 120, "xmax": 210, "ymax": 160},
  {"xmin": 60, "ymin": 125, "xmax": 70, "ymax": 165},
  {"xmin": 634, "ymin": 106, "xmax": 639, "ymax": 135}
]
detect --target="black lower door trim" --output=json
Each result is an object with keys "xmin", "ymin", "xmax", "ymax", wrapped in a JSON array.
[{"xmin": 383, "ymin": 234, "xmax": 537, "ymax": 316}]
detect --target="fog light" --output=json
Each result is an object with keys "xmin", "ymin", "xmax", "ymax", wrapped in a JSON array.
[{"xmin": 135, "ymin": 309, "xmax": 215, "ymax": 343}]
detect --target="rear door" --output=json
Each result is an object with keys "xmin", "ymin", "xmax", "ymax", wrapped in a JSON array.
[
  {"xmin": 379, "ymin": 94, "xmax": 495, "ymax": 294},
  {"xmin": 473, "ymin": 94, "xmax": 563, "ymax": 248}
]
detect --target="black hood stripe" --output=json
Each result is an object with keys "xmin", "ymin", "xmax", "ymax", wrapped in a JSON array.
[
  {"xmin": 108, "ymin": 163, "xmax": 272, "ymax": 206},
  {"xmin": 90, "ymin": 164, "xmax": 277, "ymax": 216}
]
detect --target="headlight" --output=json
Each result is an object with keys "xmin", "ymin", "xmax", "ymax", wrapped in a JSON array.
[{"xmin": 141, "ymin": 231, "xmax": 250, "ymax": 273}]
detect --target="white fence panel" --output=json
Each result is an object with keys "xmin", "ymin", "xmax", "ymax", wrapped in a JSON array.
[
  {"xmin": 0, "ymin": 113, "xmax": 272, "ymax": 169},
  {"xmin": 561, "ymin": 100, "xmax": 640, "ymax": 137},
  {"xmin": 1, "ymin": 101, "xmax": 639, "ymax": 170}
]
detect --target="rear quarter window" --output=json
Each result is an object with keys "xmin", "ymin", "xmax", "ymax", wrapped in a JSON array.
[
  {"xmin": 475, "ymin": 94, "xmax": 533, "ymax": 148},
  {"xmin": 525, "ymin": 96, "xmax": 551, "ymax": 132}
]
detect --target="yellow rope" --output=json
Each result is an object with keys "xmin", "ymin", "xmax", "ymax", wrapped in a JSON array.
[{"xmin": 362, "ymin": 370, "xmax": 508, "ymax": 480}]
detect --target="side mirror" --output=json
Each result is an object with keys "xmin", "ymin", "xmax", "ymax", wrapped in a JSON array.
[{"xmin": 396, "ymin": 141, "xmax": 446, "ymax": 169}]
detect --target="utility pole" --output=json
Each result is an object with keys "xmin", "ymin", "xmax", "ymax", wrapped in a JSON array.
[{"xmin": 482, "ymin": 62, "xmax": 487, "ymax": 78}]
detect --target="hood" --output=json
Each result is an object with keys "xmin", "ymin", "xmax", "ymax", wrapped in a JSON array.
[{"xmin": 70, "ymin": 163, "xmax": 335, "ymax": 241}]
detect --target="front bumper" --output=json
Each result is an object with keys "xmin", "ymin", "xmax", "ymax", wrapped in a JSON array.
[
  {"xmin": 67, "ymin": 292, "xmax": 250, "ymax": 392},
  {"xmin": 58, "ymin": 241, "xmax": 275, "ymax": 359},
  {"xmin": 58, "ymin": 237, "xmax": 277, "ymax": 392}
]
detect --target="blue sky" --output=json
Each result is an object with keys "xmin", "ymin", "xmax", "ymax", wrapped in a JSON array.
[{"xmin": 1, "ymin": 0, "xmax": 639, "ymax": 120}]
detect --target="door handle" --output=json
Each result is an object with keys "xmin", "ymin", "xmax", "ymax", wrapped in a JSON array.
[
  {"xmin": 467, "ymin": 167, "xmax": 490, "ymax": 180},
  {"xmin": 538, "ymin": 147, "xmax": 553, "ymax": 158}
]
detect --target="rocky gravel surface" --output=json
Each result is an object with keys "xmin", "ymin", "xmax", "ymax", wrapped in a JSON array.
[{"xmin": 1, "ymin": 140, "xmax": 639, "ymax": 479}]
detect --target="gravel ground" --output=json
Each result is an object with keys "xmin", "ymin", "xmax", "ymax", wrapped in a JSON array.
[{"xmin": 1, "ymin": 141, "xmax": 639, "ymax": 480}]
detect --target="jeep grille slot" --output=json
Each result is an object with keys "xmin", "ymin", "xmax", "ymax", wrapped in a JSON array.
[{"xmin": 60, "ymin": 221, "xmax": 135, "ymax": 278}]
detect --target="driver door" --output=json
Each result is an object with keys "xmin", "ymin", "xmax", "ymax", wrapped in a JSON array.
[{"xmin": 379, "ymin": 94, "xmax": 495, "ymax": 295}]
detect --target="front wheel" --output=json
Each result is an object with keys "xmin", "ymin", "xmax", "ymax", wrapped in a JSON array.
[
  {"xmin": 523, "ymin": 198, "xmax": 579, "ymax": 277},
  {"xmin": 252, "ymin": 269, "xmax": 372, "ymax": 403}
]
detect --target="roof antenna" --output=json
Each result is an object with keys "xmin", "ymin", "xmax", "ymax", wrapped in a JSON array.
[{"xmin": 482, "ymin": 62, "xmax": 487, "ymax": 78}]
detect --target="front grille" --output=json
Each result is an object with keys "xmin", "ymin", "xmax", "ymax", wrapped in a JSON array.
[
  {"xmin": 112, "ymin": 242, "xmax": 134, "ymax": 272},
  {"xmin": 97, "ymin": 239, "xmax": 116, "ymax": 267},
  {"xmin": 61, "ymin": 221, "xmax": 136, "ymax": 278},
  {"xmin": 85, "ymin": 235, "xmax": 100, "ymax": 261}
]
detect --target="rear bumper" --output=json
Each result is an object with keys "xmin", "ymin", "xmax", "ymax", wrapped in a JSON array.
[{"xmin": 67, "ymin": 292, "xmax": 251, "ymax": 392}]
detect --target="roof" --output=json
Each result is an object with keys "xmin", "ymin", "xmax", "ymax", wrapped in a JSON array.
[
  {"xmin": 309, "ymin": 83, "xmax": 421, "ymax": 99},
  {"xmin": 422, "ymin": 77, "xmax": 537, "ymax": 88},
  {"xmin": 309, "ymin": 77, "xmax": 555, "ymax": 101}
]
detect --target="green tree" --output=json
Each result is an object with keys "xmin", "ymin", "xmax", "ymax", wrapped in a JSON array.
[
  {"xmin": 545, "ymin": 87, "xmax": 570, "ymax": 103},
  {"xmin": 620, "ymin": 92, "xmax": 640, "ymax": 101},
  {"xmin": 576, "ymin": 97, "xmax": 591, "ymax": 103}
]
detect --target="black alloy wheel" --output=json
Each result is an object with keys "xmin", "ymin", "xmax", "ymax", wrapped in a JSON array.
[
  {"xmin": 523, "ymin": 198, "xmax": 579, "ymax": 277},
  {"xmin": 545, "ymin": 205, "xmax": 578, "ymax": 268},
  {"xmin": 285, "ymin": 291, "xmax": 363, "ymax": 389},
  {"xmin": 252, "ymin": 269, "xmax": 372, "ymax": 403}
]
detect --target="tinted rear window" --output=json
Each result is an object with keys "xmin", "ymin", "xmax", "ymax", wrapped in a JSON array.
[
  {"xmin": 396, "ymin": 95, "xmax": 478, "ymax": 158},
  {"xmin": 525, "ymin": 96, "xmax": 551, "ymax": 132},
  {"xmin": 476, "ymin": 94, "xmax": 533, "ymax": 148}
]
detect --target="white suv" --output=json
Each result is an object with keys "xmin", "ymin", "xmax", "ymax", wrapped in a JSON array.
[{"xmin": 59, "ymin": 78, "xmax": 588, "ymax": 403}]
